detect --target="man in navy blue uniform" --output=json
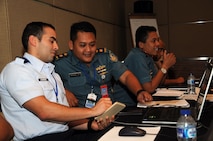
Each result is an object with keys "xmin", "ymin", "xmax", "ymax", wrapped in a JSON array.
[{"xmin": 54, "ymin": 21, "xmax": 153, "ymax": 108}]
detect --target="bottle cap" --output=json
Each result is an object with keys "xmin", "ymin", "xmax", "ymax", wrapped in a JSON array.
[{"xmin": 180, "ymin": 109, "xmax": 191, "ymax": 115}]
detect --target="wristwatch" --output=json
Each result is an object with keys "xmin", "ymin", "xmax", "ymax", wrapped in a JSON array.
[{"xmin": 161, "ymin": 68, "xmax": 167, "ymax": 74}]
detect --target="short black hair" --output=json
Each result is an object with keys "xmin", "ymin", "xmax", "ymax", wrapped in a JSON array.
[
  {"xmin": 70, "ymin": 21, "xmax": 96, "ymax": 41},
  {"xmin": 135, "ymin": 26, "xmax": 156, "ymax": 47},
  {"xmin": 22, "ymin": 22, "xmax": 55, "ymax": 51}
]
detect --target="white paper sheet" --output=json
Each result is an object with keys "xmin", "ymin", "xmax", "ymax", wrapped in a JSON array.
[
  {"xmin": 137, "ymin": 99, "xmax": 190, "ymax": 108},
  {"xmin": 98, "ymin": 126, "xmax": 161, "ymax": 141},
  {"xmin": 153, "ymin": 88, "xmax": 184, "ymax": 97}
]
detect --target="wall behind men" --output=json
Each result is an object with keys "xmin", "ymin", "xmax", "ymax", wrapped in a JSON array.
[
  {"xmin": 0, "ymin": 0, "xmax": 127, "ymax": 71},
  {"xmin": 125, "ymin": 0, "xmax": 213, "ymax": 58},
  {"xmin": 1, "ymin": 0, "xmax": 213, "ymax": 71}
]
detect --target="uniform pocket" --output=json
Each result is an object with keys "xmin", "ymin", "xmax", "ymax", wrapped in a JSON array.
[
  {"xmin": 38, "ymin": 79, "xmax": 54, "ymax": 91},
  {"xmin": 68, "ymin": 75, "xmax": 86, "ymax": 87}
]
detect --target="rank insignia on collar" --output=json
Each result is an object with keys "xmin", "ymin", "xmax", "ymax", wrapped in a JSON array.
[
  {"xmin": 96, "ymin": 48, "xmax": 107, "ymax": 53},
  {"xmin": 55, "ymin": 52, "xmax": 68, "ymax": 60}
]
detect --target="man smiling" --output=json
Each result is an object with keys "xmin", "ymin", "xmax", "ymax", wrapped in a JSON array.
[{"xmin": 54, "ymin": 21, "xmax": 152, "ymax": 108}]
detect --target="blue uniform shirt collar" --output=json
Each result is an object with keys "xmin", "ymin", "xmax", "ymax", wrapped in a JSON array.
[
  {"xmin": 69, "ymin": 50, "xmax": 98, "ymax": 66},
  {"xmin": 69, "ymin": 50, "xmax": 79, "ymax": 66},
  {"xmin": 131, "ymin": 47, "xmax": 153, "ymax": 66}
]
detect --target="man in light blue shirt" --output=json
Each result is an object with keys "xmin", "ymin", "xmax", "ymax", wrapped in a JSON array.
[{"xmin": 0, "ymin": 22, "xmax": 113, "ymax": 141}]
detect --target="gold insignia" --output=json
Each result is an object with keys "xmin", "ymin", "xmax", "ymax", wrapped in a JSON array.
[
  {"xmin": 96, "ymin": 65, "xmax": 108, "ymax": 76},
  {"xmin": 96, "ymin": 48, "xmax": 107, "ymax": 53},
  {"xmin": 55, "ymin": 52, "xmax": 68, "ymax": 60}
]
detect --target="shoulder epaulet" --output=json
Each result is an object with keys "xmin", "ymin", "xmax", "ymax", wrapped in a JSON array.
[
  {"xmin": 96, "ymin": 48, "xmax": 108, "ymax": 53},
  {"xmin": 54, "ymin": 52, "xmax": 68, "ymax": 60}
]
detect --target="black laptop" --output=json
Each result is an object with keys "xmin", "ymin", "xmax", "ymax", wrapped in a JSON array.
[{"xmin": 141, "ymin": 59, "xmax": 213, "ymax": 125}]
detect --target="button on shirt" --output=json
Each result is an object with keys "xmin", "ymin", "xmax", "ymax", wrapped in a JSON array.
[
  {"xmin": 0, "ymin": 53, "xmax": 69, "ymax": 141},
  {"xmin": 54, "ymin": 50, "xmax": 127, "ymax": 107}
]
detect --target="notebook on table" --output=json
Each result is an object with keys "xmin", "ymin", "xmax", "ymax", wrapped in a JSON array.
[
  {"xmin": 141, "ymin": 59, "xmax": 213, "ymax": 125},
  {"xmin": 137, "ymin": 86, "xmax": 188, "ymax": 108},
  {"xmin": 152, "ymin": 88, "xmax": 185, "ymax": 100}
]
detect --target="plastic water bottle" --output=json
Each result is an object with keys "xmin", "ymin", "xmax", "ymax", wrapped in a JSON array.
[
  {"xmin": 176, "ymin": 109, "xmax": 197, "ymax": 141},
  {"xmin": 187, "ymin": 73, "xmax": 195, "ymax": 94}
]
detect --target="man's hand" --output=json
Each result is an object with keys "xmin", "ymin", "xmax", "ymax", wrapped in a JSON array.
[
  {"xmin": 91, "ymin": 116, "xmax": 114, "ymax": 131},
  {"xmin": 162, "ymin": 51, "xmax": 176, "ymax": 70},
  {"xmin": 137, "ymin": 91, "xmax": 153, "ymax": 103},
  {"xmin": 65, "ymin": 89, "xmax": 78, "ymax": 107},
  {"xmin": 91, "ymin": 98, "xmax": 112, "ymax": 117}
]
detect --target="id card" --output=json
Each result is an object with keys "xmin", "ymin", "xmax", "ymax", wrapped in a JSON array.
[
  {"xmin": 100, "ymin": 84, "xmax": 109, "ymax": 98},
  {"xmin": 85, "ymin": 93, "xmax": 97, "ymax": 108}
]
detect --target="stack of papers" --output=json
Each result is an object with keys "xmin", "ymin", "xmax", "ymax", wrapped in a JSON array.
[
  {"xmin": 153, "ymin": 88, "xmax": 184, "ymax": 97},
  {"xmin": 137, "ymin": 88, "xmax": 190, "ymax": 108},
  {"xmin": 98, "ymin": 126, "xmax": 161, "ymax": 141},
  {"xmin": 137, "ymin": 99, "xmax": 190, "ymax": 108}
]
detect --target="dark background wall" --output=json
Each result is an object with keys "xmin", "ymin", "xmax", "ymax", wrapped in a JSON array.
[
  {"xmin": 0, "ymin": 0, "xmax": 213, "ymax": 71},
  {"xmin": 125, "ymin": 0, "xmax": 213, "ymax": 58}
]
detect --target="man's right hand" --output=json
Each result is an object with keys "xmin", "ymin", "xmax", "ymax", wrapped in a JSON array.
[
  {"xmin": 162, "ymin": 51, "xmax": 176, "ymax": 69},
  {"xmin": 65, "ymin": 89, "xmax": 78, "ymax": 107},
  {"xmin": 92, "ymin": 98, "xmax": 112, "ymax": 116}
]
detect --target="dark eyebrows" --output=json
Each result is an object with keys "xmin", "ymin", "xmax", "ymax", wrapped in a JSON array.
[
  {"xmin": 79, "ymin": 40, "xmax": 96, "ymax": 45},
  {"xmin": 50, "ymin": 36, "xmax": 58, "ymax": 43}
]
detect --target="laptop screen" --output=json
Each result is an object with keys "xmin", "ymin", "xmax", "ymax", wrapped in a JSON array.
[
  {"xmin": 140, "ymin": 58, "xmax": 213, "ymax": 125},
  {"xmin": 196, "ymin": 59, "xmax": 213, "ymax": 120}
]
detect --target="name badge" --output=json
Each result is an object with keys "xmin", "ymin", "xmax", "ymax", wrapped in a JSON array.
[
  {"xmin": 85, "ymin": 93, "xmax": 97, "ymax": 108},
  {"xmin": 38, "ymin": 78, "xmax": 49, "ymax": 81},
  {"xmin": 69, "ymin": 72, "xmax": 81, "ymax": 77},
  {"xmin": 100, "ymin": 84, "xmax": 108, "ymax": 98}
]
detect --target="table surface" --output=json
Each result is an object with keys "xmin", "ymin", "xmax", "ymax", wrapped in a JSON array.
[{"xmin": 96, "ymin": 100, "xmax": 213, "ymax": 141}]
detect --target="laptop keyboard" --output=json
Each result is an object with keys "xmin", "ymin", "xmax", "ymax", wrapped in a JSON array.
[{"xmin": 144, "ymin": 107, "xmax": 181, "ymax": 120}]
